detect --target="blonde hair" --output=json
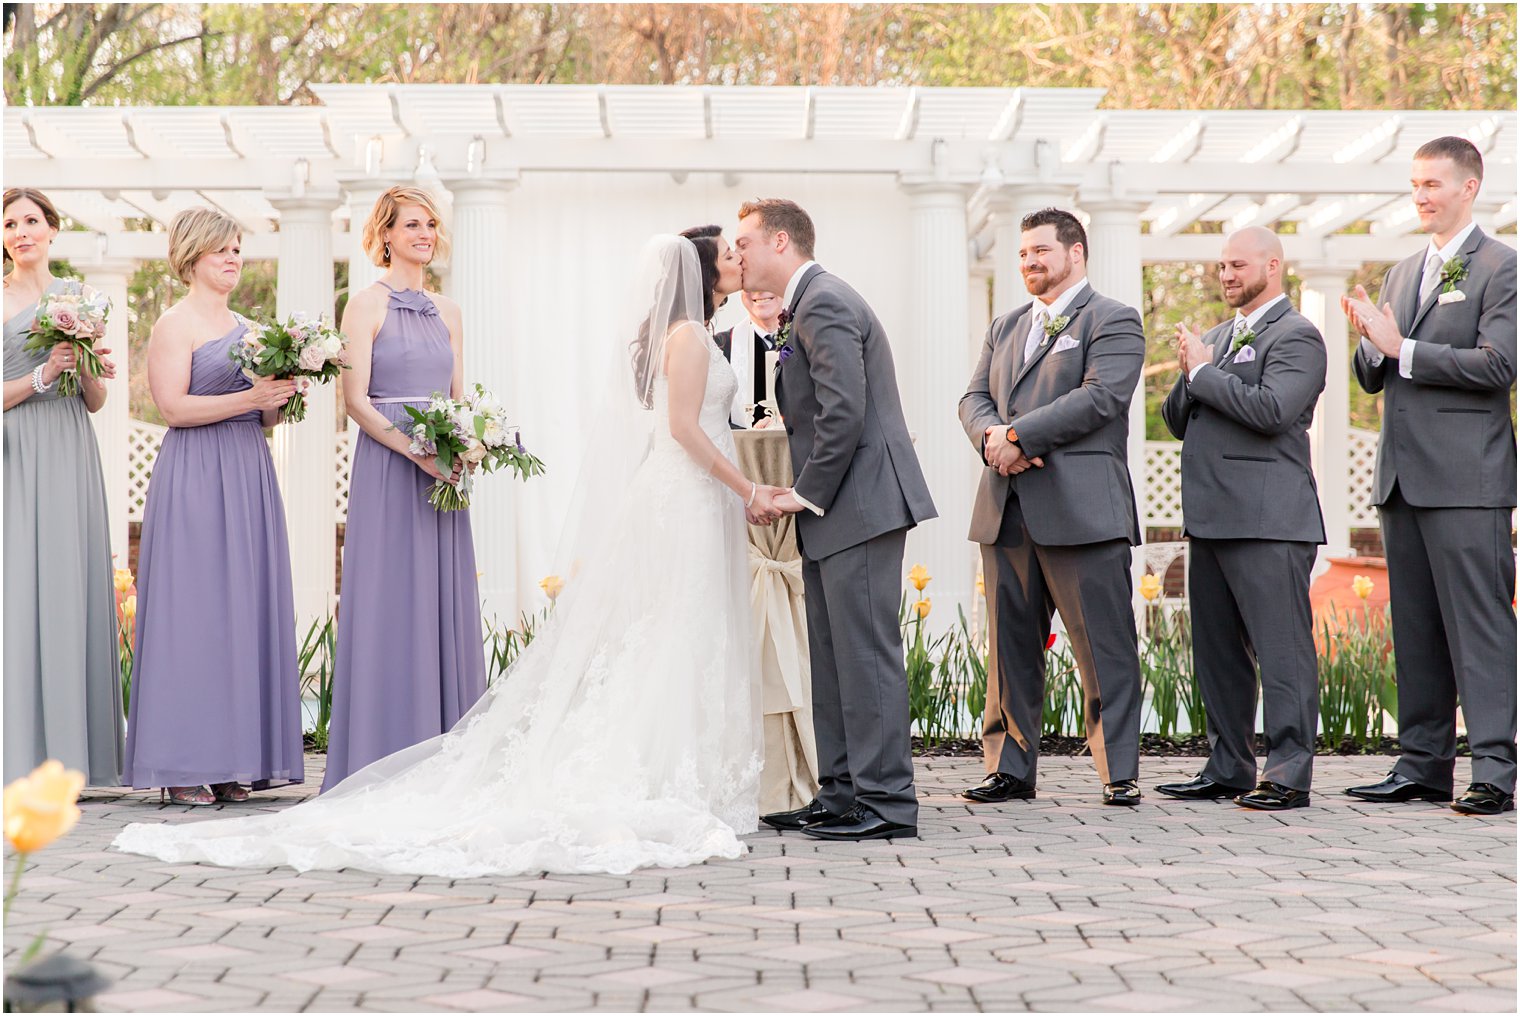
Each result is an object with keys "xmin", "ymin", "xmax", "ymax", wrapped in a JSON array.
[
  {"xmin": 362, "ymin": 186, "xmax": 450, "ymax": 267},
  {"xmin": 168, "ymin": 207, "xmax": 241, "ymax": 284}
]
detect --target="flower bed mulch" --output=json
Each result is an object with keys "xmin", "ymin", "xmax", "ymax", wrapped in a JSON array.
[{"xmin": 915, "ymin": 734, "xmax": 1471, "ymax": 758}]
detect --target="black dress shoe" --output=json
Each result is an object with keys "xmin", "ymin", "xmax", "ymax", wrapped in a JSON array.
[
  {"xmin": 1235, "ymin": 781, "xmax": 1311, "ymax": 811},
  {"xmin": 800, "ymin": 805, "xmax": 917, "ymax": 841},
  {"xmin": 1154, "ymin": 775, "xmax": 1252, "ymax": 801},
  {"xmin": 1451, "ymin": 783, "xmax": 1516, "ymax": 816},
  {"xmin": 1343, "ymin": 772, "xmax": 1451, "ymax": 803},
  {"xmin": 760, "ymin": 798, "xmax": 838, "ymax": 831},
  {"xmin": 961, "ymin": 772, "xmax": 1036, "ymax": 803},
  {"xmin": 1102, "ymin": 780, "xmax": 1141, "ymax": 806}
]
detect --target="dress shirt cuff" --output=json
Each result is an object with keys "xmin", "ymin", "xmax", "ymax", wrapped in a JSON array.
[
  {"xmin": 790, "ymin": 488, "xmax": 824, "ymax": 517},
  {"xmin": 1188, "ymin": 361, "xmax": 1208, "ymax": 384},
  {"xmin": 1398, "ymin": 338, "xmax": 1416, "ymax": 380},
  {"xmin": 1359, "ymin": 337, "xmax": 1385, "ymax": 368}
]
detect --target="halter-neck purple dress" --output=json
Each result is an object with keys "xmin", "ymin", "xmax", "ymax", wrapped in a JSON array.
[
  {"xmin": 321, "ymin": 285, "xmax": 486, "ymax": 791},
  {"xmin": 123, "ymin": 321, "xmax": 304, "ymax": 789}
]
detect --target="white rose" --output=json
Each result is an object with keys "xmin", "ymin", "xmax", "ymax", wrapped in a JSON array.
[
  {"xmin": 321, "ymin": 333, "xmax": 345, "ymax": 358},
  {"xmin": 481, "ymin": 422, "xmax": 506, "ymax": 446}
]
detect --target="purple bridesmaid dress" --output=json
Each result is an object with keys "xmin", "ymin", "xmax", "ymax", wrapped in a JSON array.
[
  {"xmin": 322, "ymin": 285, "xmax": 486, "ymax": 791},
  {"xmin": 123, "ymin": 322, "xmax": 304, "ymax": 789}
]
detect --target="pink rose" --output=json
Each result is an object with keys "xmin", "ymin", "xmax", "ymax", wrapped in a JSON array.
[
  {"xmin": 51, "ymin": 309, "xmax": 81, "ymax": 336},
  {"xmin": 298, "ymin": 344, "xmax": 326, "ymax": 372}
]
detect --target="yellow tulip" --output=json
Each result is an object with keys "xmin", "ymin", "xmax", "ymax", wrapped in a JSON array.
[
  {"xmin": 113, "ymin": 568, "xmax": 133, "ymax": 594},
  {"xmin": 1139, "ymin": 573, "xmax": 1163, "ymax": 602},
  {"xmin": 1352, "ymin": 575, "xmax": 1374, "ymax": 600},
  {"xmin": 122, "ymin": 594, "xmax": 137, "ymax": 621},
  {"xmin": 914, "ymin": 598, "xmax": 931, "ymax": 620},
  {"xmin": 975, "ymin": 573, "xmax": 986, "ymax": 598},
  {"xmin": 908, "ymin": 564, "xmax": 930, "ymax": 592},
  {"xmin": 539, "ymin": 574, "xmax": 565, "ymax": 602},
  {"xmin": 3, "ymin": 761, "xmax": 84, "ymax": 854}
]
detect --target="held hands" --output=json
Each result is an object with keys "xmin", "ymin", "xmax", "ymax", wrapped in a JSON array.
[
  {"xmin": 983, "ymin": 426, "xmax": 1043, "ymax": 476},
  {"xmin": 1343, "ymin": 284, "xmax": 1402, "ymax": 357},
  {"xmin": 1175, "ymin": 323, "xmax": 1208, "ymax": 378},
  {"xmin": 247, "ymin": 375, "xmax": 298, "ymax": 412},
  {"xmin": 746, "ymin": 483, "xmax": 785, "ymax": 526}
]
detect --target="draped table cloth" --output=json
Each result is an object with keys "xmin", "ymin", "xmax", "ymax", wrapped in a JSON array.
[{"xmin": 733, "ymin": 430, "xmax": 820, "ymax": 815}]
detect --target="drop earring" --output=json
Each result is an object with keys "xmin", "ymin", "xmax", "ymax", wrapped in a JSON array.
[{"xmin": 384, "ymin": 241, "xmax": 391, "ymax": 262}]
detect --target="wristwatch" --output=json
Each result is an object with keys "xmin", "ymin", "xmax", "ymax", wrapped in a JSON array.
[{"xmin": 1005, "ymin": 425, "xmax": 1020, "ymax": 446}]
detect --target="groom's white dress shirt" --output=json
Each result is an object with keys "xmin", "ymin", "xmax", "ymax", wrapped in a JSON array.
[
  {"xmin": 779, "ymin": 260, "xmax": 824, "ymax": 517},
  {"xmin": 1360, "ymin": 220, "xmax": 1477, "ymax": 380}
]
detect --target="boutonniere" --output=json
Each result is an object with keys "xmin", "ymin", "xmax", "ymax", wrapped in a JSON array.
[
  {"xmin": 774, "ymin": 308, "xmax": 795, "ymax": 364},
  {"xmin": 1440, "ymin": 257, "xmax": 1468, "ymax": 294},
  {"xmin": 1043, "ymin": 314, "xmax": 1071, "ymax": 338},
  {"xmin": 1230, "ymin": 327, "xmax": 1256, "ymax": 354}
]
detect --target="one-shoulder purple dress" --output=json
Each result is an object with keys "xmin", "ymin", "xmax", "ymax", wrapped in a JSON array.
[
  {"xmin": 123, "ymin": 322, "xmax": 304, "ymax": 789},
  {"xmin": 321, "ymin": 286, "xmax": 486, "ymax": 791}
]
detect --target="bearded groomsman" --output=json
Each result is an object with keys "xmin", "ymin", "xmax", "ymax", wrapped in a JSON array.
[
  {"xmin": 959, "ymin": 208, "xmax": 1146, "ymax": 806},
  {"xmin": 1343, "ymin": 136, "xmax": 1517, "ymax": 816},
  {"xmin": 1155, "ymin": 227, "xmax": 1326, "ymax": 810}
]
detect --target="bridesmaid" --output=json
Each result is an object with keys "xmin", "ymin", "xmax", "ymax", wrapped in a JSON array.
[
  {"xmin": 323, "ymin": 185, "xmax": 486, "ymax": 791},
  {"xmin": 123, "ymin": 207, "xmax": 303, "ymax": 805},
  {"xmin": 2, "ymin": 187, "xmax": 123, "ymax": 785}
]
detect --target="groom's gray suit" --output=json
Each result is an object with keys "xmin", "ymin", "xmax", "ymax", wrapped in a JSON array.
[
  {"xmin": 960, "ymin": 283, "xmax": 1145, "ymax": 787},
  {"xmin": 1162, "ymin": 297, "xmax": 1326, "ymax": 791},
  {"xmin": 775, "ymin": 264, "xmax": 937, "ymax": 826},
  {"xmin": 1353, "ymin": 225, "xmax": 1517, "ymax": 794}
]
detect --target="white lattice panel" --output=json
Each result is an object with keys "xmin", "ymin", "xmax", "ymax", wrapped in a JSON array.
[
  {"xmin": 1143, "ymin": 441, "xmax": 1183, "ymax": 527},
  {"xmin": 125, "ymin": 420, "xmax": 166, "ymax": 522},
  {"xmin": 1347, "ymin": 428, "xmax": 1379, "ymax": 527},
  {"xmin": 335, "ymin": 431, "xmax": 352, "ymax": 524}
]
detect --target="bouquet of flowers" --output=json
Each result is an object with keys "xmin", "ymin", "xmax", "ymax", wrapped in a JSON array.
[
  {"xmin": 230, "ymin": 311, "xmax": 346, "ymax": 422},
  {"xmin": 22, "ymin": 286, "xmax": 110, "ymax": 398},
  {"xmin": 402, "ymin": 383, "xmax": 546, "ymax": 511}
]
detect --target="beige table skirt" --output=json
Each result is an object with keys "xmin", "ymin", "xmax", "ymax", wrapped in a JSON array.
[{"xmin": 734, "ymin": 430, "xmax": 820, "ymax": 814}]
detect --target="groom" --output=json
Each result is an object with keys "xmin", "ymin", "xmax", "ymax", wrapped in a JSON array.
[{"xmin": 735, "ymin": 198, "xmax": 938, "ymax": 841}]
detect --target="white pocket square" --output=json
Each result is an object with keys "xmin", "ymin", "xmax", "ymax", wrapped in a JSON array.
[
  {"xmin": 1232, "ymin": 345, "xmax": 1257, "ymax": 364},
  {"xmin": 1438, "ymin": 290, "xmax": 1466, "ymax": 305},
  {"xmin": 1052, "ymin": 335, "xmax": 1080, "ymax": 353}
]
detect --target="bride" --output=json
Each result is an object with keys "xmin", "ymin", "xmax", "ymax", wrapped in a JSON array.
[{"xmin": 113, "ymin": 233, "xmax": 787, "ymax": 877}]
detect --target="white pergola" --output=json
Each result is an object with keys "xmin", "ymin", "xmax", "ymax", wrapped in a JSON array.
[{"xmin": 10, "ymin": 85, "xmax": 1516, "ymax": 627}]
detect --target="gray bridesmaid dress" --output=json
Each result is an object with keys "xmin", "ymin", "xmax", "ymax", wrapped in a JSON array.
[
  {"xmin": 121, "ymin": 321, "xmax": 304, "ymax": 790},
  {"xmin": 2, "ymin": 277, "xmax": 124, "ymax": 785}
]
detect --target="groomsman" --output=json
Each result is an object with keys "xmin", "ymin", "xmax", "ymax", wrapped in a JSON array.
[
  {"xmin": 959, "ymin": 207, "xmax": 1146, "ymax": 806},
  {"xmin": 715, "ymin": 289, "xmax": 782, "ymax": 427},
  {"xmin": 1343, "ymin": 136, "xmax": 1518, "ymax": 816},
  {"xmin": 1155, "ymin": 227, "xmax": 1326, "ymax": 811}
]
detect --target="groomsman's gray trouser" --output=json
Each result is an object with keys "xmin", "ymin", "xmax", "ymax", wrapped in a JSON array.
[
  {"xmin": 802, "ymin": 528, "xmax": 919, "ymax": 826},
  {"xmin": 1189, "ymin": 538, "xmax": 1319, "ymax": 792},
  {"xmin": 980, "ymin": 491, "xmax": 1142, "ymax": 786},
  {"xmin": 1380, "ymin": 486, "xmax": 1517, "ymax": 795}
]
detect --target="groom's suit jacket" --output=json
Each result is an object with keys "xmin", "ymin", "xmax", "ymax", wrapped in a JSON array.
[
  {"xmin": 775, "ymin": 264, "xmax": 937, "ymax": 561},
  {"xmin": 1161, "ymin": 299, "xmax": 1327, "ymax": 543},
  {"xmin": 1352, "ymin": 226, "xmax": 1517, "ymax": 509},
  {"xmin": 960, "ymin": 284, "xmax": 1144, "ymax": 547}
]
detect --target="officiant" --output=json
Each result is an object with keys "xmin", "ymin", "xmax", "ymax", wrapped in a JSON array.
[{"xmin": 715, "ymin": 289, "xmax": 781, "ymax": 428}]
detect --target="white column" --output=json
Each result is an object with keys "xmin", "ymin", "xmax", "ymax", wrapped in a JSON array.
[
  {"xmin": 443, "ymin": 175, "xmax": 521, "ymax": 622},
  {"xmin": 81, "ymin": 258, "xmax": 134, "ymax": 565},
  {"xmin": 904, "ymin": 181, "xmax": 975, "ymax": 622},
  {"xmin": 989, "ymin": 184, "xmax": 1078, "ymax": 317},
  {"xmin": 1297, "ymin": 262, "xmax": 1357, "ymax": 563},
  {"xmin": 268, "ymin": 192, "xmax": 340, "ymax": 628},
  {"xmin": 1081, "ymin": 197, "xmax": 1153, "ymax": 608}
]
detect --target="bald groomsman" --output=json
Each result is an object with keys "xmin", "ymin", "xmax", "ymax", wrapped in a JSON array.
[
  {"xmin": 1343, "ymin": 136, "xmax": 1517, "ymax": 816},
  {"xmin": 1156, "ymin": 228, "xmax": 1327, "ymax": 810},
  {"xmin": 960, "ymin": 207, "xmax": 1146, "ymax": 807}
]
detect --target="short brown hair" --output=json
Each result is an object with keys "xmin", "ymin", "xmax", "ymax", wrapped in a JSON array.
[
  {"xmin": 1413, "ymin": 136, "xmax": 1484, "ymax": 184},
  {"xmin": 738, "ymin": 198, "xmax": 816, "ymax": 259},
  {"xmin": 3, "ymin": 188, "xmax": 62, "ymax": 267},
  {"xmin": 362, "ymin": 185, "xmax": 451, "ymax": 267},
  {"xmin": 168, "ymin": 206, "xmax": 241, "ymax": 284},
  {"xmin": 1021, "ymin": 207, "xmax": 1088, "ymax": 257}
]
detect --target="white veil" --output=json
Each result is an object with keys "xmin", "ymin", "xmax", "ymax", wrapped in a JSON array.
[{"xmin": 549, "ymin": 233, "xmax": 708, "ymax": 581}]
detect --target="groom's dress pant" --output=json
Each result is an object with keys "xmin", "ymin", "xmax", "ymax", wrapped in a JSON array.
[
  {"xmin": 1380, "ymin": 484, "xmax": 1517, "ymax": 795},
  {"xmin": 1189, "ymin": 538, "xmax": 1318, "ymax": 792},
  {"xmin": 981, "ymin": 490, "xmax": 1141, "ymax": 786},
  {"xmin": 802, "ymin": 527, "xmax": 918, "ymax": 826}
]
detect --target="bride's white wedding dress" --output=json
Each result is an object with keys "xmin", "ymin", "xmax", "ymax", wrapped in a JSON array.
[{"xmin": 113, "ymin": 323, "xmax": 761, "ymax": 877}]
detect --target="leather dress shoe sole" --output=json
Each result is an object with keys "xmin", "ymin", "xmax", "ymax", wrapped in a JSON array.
[
  {"xmin": 802, "ymin": 819, "xmax": 918, "ymax": 841},
  {"xmin": 1235, "ymin": 790, "xmax": 1311, "ymax": 811},
  {"xmin": 1155, "ymin": 780, "xmax": 1252, "ymax": 801},
  {"xmin": 962, "ymin": 784, "xmax": 1036, "ymax": 803},
  {"xmin": 1343, "ymin": 783, "xmax": 1451, "ymax": 803}
]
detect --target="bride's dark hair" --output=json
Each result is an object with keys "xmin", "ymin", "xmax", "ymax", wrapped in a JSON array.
[{"xmin": 678, "ymin": 224, "xmax": 725, "ymax": 324}]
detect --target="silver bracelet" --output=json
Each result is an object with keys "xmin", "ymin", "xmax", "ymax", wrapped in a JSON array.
[
  {"xmin": 745, "ymin": 482, "xmax": 757, "ymax": 508},
  {"xmin": 30, "ymin": 364, "xmax": 50, "ymax": 394}
]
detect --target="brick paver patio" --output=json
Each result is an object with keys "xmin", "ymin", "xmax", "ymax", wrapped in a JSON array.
[{"xmin": 4, "ymin": 755, "xmax": 1513, "ymax": 1013}]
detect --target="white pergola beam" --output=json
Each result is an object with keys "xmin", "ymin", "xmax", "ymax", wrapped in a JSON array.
[{"xmin": 1137, "ymin": 233, "xmax": 1516, "ymax": 264}]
